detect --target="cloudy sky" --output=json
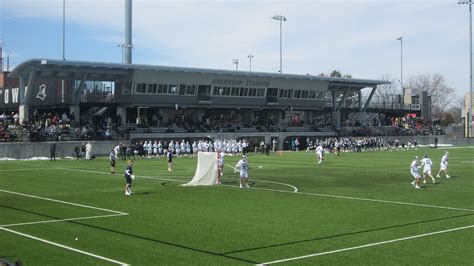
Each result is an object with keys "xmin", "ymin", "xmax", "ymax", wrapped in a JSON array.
[{"xmin": 0, "ymin": 0, "xmax": 470, "ymax": 97}]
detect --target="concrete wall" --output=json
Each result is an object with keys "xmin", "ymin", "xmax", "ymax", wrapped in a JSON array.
[{"xmin": 0, "ymin": 141, "xmax": 130, "ymax": 159}]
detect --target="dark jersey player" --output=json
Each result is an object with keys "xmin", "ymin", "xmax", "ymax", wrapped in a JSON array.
[{"xmin": 124, "ymin": 160, "xmax": 134, "ymax": 195}]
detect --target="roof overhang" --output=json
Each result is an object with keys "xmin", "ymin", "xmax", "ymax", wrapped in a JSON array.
[{"xmin": 9, "ymin": 58, "xmax": 391, "ymax": 87}]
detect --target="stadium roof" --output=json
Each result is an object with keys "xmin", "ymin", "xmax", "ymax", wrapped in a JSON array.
[{"xmin": 9, "ymin": 58, "xmax": 390, "ymax": 87}]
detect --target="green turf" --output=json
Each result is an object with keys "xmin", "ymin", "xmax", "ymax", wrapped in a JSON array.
[{"xmin": 0, "ymin": 147, "xmax": 473, "ymax": 265}]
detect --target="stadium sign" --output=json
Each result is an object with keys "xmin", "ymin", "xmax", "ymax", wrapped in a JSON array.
[
  {"xmin": 0, "ymin": 87, "xmax": 19, "ymax": 104},
  {"xmin": 212, "ymin": 79, "xmax": 270, "ymax": 87}
]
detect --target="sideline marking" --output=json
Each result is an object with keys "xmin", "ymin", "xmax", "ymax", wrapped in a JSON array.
[
  {"xmin": 0, "ymin": 189, "xmax": 128, "ymax": 215},
  {"xmin": 60, "ymin": 168, "xmax": 474, "ymax": 213},
  {"xmin": 259, "ymin": 224, "xmax": 474, "ymax": 265},
  {"xmin": 0, "ymin": 226, "xmax": 129, "ymax": 265},
  {"xmin": 0, "ymin": 213, "xmax": 128, "ymax": 228}
]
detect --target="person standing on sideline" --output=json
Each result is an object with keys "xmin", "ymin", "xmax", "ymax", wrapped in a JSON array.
[
  {"xmin": 420, "ymin": 154, "xmax": 436, "ymax": 184},
  {"xmin": 437, "ymin": 151, "xmax": 451, "ymax": 178},
  {"xmin": 410, "ymin": 156, "xmax": 422, "ymax": 189},
  {"xmin": 85, "ymin": 142, "xmax": 92, "ymax": 160},
  {"xmin": 50, "ymin": 143, "xmax": 57, "ymax": 161},
  {"xmin": 234, "ymin": 155, "xmax": 250, "ymax": 188},
  {"xmin": 316, "ymin": 143, "xmax": 324, "ymax": 164},
  {"xmin": 109, "ymin": 149, "xmax": 116, "ymax": 174},
  {"xmin": 124, "ymin": 160, "xmax": 134, "ymax": 195},
  {"xmin": 217, "ymin": 150, "xmax": 224, "ymax": 184},
  {"xmin": 167, "ymin": 149, "xmax": 173, "ymax": 172}
]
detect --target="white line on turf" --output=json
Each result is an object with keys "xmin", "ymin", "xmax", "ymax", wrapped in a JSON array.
[
  {"xmin": 57, "ymin": 168, "xmax": 474, "ymax": 213},
  {"xmin": 259, "ymin": 224, "xmax": 474, "ymax": 265},
  {"xmin": 0, "ymin": 213, "xmax": 128, "ymax": 227},
  {"xmin": 0, "ymin": 167, "xmax": 59, "ymax": 172},
  {"xmin": 225, "ymin": 163, "xmax": 298, "ymax": 192},
  {"xmin": 0, "ymin": 226, "xmax": 129, "ymax": 265},
  {"xmin": 0, "ymin": 189, "xmax": 128, "ymax": 215}
]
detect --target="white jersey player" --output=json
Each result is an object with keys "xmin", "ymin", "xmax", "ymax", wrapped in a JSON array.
[
  {"xmin": 436, "ymin": 151, "xmax": 450, "ymax": 178},
  {"xmin": 234, "ymin": 155, "xmax": 250, "ymax": 188},
  {"xmin": 316, "ymin": 144, "xmax": 324, "ymax": 164},
  {"xmin": 420, "ymin": 155, "xmax": 436, "ymax": 184},
  {"xmin": 410, "ymin": 156, "xmax": 422, "ymax": 189}
]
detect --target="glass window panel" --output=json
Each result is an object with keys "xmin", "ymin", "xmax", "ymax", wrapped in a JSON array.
[
  {"xmin": 249, "ymin": 88, "xmax": 257, "ymax": 96},
  {"xmin": 179, "ymin": 84, "xmax": 186, "ymax": 95},
  {"xmin": 240, "ymin": 87, "xmax": 248, "ymax": 96},
  {"xmin": 169, "ymin": 85, "xmax": 178, "ymax": 94},
  {"xmin": 186, "ymin": 85, "xmax": 196, "ymax": 95},
  {"xmin": 257, "ymin": 88, "xmax": 265, "ymax": 97},
  {"xmin": 301, "ymin": 90, "xmax": 309, "ymax": 98},
  {"xmin": 231, "ymin": 87, "xmax": 240, "ymax": 96}
]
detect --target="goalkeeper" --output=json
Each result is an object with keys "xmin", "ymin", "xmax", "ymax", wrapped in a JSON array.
[{"xmin": 124, "ymin": 160, "xmax": 135, "ymax": 196}]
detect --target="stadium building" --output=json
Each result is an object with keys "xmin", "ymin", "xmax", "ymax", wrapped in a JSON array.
[{"xmin": 0, "ymin": 58, "xmax": 428, "ymax": 146}]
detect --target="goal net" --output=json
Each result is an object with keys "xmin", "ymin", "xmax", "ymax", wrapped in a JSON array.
[{"xmin": 182, "ymin": 152, "xmax": 218, "ymax": 186}]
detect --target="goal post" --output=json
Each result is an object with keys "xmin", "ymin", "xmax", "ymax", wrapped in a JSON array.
[{"xmin": 182, "ymin": 152, "xmax": 218, "ymax": 186}]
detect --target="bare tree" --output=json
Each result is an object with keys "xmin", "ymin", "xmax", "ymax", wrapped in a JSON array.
[
  {"xmin": 372, "ymin": 73, "xmax": 400, "ymax": 106},
  {"xmin": 406, "ymin": 74, "xmax": 456, "ymax": 119}
]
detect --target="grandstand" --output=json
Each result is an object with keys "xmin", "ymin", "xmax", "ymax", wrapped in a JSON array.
[{"xmin": 0, "ymin": 58, "xmax": 440, "ymax": 153}]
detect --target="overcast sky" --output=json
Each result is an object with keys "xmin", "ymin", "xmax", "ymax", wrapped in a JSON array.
[{"xmin": 0, "ymin": 0, "xmax": 470, "ymax": 98}]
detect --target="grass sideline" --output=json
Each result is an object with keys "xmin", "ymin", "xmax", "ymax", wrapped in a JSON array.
[{"xmin": 0, "ymin": 147, "xmax": 473, "ymax": 265}]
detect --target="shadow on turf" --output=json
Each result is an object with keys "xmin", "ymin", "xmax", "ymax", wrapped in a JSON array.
[
  {"xmin": 220, "ymin": 212, "xmax": 474, "ymax": 255},
  {"xmin": 0, "ymin": 204, "xmax": 257, "ymax": 264}
]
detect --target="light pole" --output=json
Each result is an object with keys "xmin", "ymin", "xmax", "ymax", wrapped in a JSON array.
[
  {"xmin": 61, "ymin": 0, "xmax": 66, "ymax": 103},
  {"xmin": 271, "ymin": 15, "xmax": 287, "ymax": 73},
  {"xmin": 459, "ymin": 0, "xmax": 473, "ymax": 138},
  {"xmin": 248, "ymin": 54, "xmax": 254, "ymax": 72},
  {"xmin": 232, "ymin": 59, "xmax": 239, "ymax": 71},
  {"xmin": 397, "ymin": 36, "xmax": 403, "ymax": 108},
  {"xmin": 118, "ymin": 43, "xmax": 133, "ymax": 64}
]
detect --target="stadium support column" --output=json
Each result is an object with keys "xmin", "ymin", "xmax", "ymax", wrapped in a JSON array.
[
  {"xmin": 18, "ymin": 75, "xmax": 28, "ymax": 124},
  {"xmin": 116, "ymin": 107, "xmax": 126, "ymax": 126},
  {"xmin": 331, "ymin": 90, "xmax": 341, "ymax": 129},
  {"xmin": 358, "ymin": 91, "xmax": 366, "ymax": 126}
]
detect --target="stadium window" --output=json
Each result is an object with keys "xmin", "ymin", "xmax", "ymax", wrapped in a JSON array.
[
  {"xmin": 212, "ymin": 86, "xmax": 221, "ymax": 95},
  {"xmin": 287, "ymin": 89, "xmax": 293, "ymax": 98},
  {"xmin": 169, "ymin": 85, "xmax": 178, "ymax": 94},
  {"xmin": 316, "ymin": 91, "xmax": 324, "ymax": 99},
  {"xmin": 240, "ymin": 87, "xmax": 249, "ymax": 96},
  {"xmin": 136, "ymin": 83, "xmax": 147, "ymax": 93},
  {"xmin": 309, "ymin": 91, "xmax": 316, "ymax": 99},
  {"xmin": 223, "ymin": 87, "xmax": 231, "ymax": 96},
  {"xmin": 158, "ymin": 84, "xmax": 168, "ymax": 94},
  {"xmin": 249, "ymin": 88, "xmax": 257, "ymax": 97},
  {"xmin": 293, "ymin": 90, "xmax": 301, "ymax": 98},
  {"xmin": 231, "ymin": 87, "xmax": 240, "ymax": 96},
  {"xmin": 301, "ymin": 90, "xmax": 309, "ymax": 99},
  {"xmin": 147, "ymin": 84, "xmax": 157, "ymax": 94},
  {"xmin": 257, "ymin": 88, "xmax": 265, "ymax": 97},
  {"xmin": 179, "ymin": 84, "xmax": 186, "ymax": 95},
  {"xmin": 279, "ymin": 89, "xmax": 287, "ymax": 98},
  {"xmin": 186, "ymin": 85, "xmax": 196, "ymax": 95}
]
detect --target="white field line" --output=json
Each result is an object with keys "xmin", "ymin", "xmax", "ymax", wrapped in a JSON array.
[
  {"xmin": 0, "ymin": 189, "xmax": 128, "ymax": 215},
  {"xmin": 58, "ymin": 168, "xmax": 474, "ymax": 213},
  {"xmin": 259, "ymin": 224, "xmax": 474, "ymax": 265},
  {"xmin": 0, "ymin": 226, "xmax": 129, "ymax": 265},
  {"xmin": 0, "ymin": 167, "xmax": 59, "ymax": 172},
  {"xmin": 0, "ymin": 213, "xmax": 128, "ymax": 228},
  {"xmin": 225, "ymin": 163, "xmax": 298, "ymax": 192}
]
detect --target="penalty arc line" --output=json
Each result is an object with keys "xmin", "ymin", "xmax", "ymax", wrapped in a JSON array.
[
  {"xmin": 0, "ymin": 226, "xmax": 129, "ymax": 265},
  {"xmin": 225, "ymin": 163, "xmax": 298, "ymax": 192},
  {"xmin": 259, "ymin": 224, "xmax": 474, "ymax": 265}
]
